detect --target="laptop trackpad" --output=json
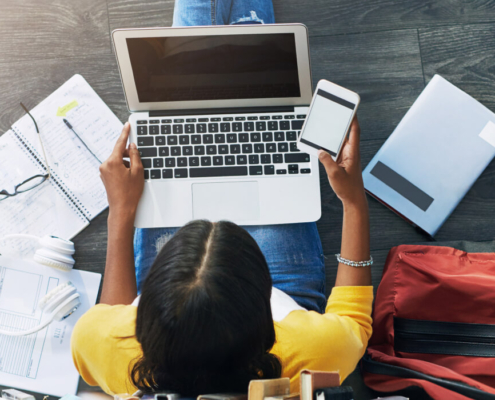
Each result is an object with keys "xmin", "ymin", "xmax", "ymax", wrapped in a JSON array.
[{"xmin": 192, "ymin": 181, "xmax": 260, "ymax": 221}]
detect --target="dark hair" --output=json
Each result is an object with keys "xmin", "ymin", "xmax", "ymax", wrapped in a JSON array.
[{"xmin": 131, "ymin": 220, "xmax": 281, "ymax": 395}]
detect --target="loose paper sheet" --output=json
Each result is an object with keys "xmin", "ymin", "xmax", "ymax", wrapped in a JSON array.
[{"xmin": 0, "ymin": 256, "xmax": 101, "ymax": 396}]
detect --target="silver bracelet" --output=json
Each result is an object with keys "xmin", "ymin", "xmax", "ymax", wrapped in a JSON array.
[{"xmin": 336, "ymin": 253, "xmax": 373, "ymax": 267}]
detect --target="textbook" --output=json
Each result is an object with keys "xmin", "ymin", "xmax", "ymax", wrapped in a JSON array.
[
  {"xmin": 248, "ymin": 378, "xmax": 290, "ymax": 400},
  {"xmin": 300, "ymin": 370, "xmax": 340, "ymax": 400},
  {"xmin": 363, "ymin": 75, "xmax": 495, "ymax": 236},
  {"xmin": 0, "ymin": 74, "xmax": 123, "ymax": 256}
]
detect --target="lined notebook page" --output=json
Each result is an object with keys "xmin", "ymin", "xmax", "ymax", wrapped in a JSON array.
[
  {"xmin": 0, "ymin": 130, "xmax": 88, "ymax": 257},
  {"xmin": 12, "ymin": 74, "xmax": 123, "ymax": 220}
]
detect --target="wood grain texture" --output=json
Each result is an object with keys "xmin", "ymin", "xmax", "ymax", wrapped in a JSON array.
[
  {"xmin": 309, "ymin": 29, "xmax": 425, "ymax": 142},
  {"xmin": 419, "ymin": 23, "xmax": 495, "ymax": 113},
  {"xmin": 0, "ymin": 0, "xmax": 110, "ymax": 64},
  {"xmin": 107, "ymin": 0, "xmax": 175, "ymax": 31},
  {"xmin": 273, "ymin": 0, "xmax": 495, "ymax": 36}
]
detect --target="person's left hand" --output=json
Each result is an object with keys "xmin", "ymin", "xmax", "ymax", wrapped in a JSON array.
[{"xmin": 99, "ymin": 122, "xmax": 144, "ymax": 216}]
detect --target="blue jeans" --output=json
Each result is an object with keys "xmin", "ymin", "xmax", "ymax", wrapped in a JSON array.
[{"xmin": 134, "ymin": 0, "xmax": 327, "ymax": 313}]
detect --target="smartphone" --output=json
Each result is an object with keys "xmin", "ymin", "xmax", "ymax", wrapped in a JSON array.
[{"xmin": 297, "ymin": 79, "xmax": 360, "ymax": 159}]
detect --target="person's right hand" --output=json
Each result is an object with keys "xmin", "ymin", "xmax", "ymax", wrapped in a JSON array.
[
  {"xmin": 99, "ymin": 122, "xmax": 144, "ymax": 216},
  {"xmin": 318, "ymin": 118, "xmax": 366, "ymax": 206}
]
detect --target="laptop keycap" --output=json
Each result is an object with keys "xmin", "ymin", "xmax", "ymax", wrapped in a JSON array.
[
  {"xmin": 185, "ymin": 124, "xmax": 195, "ymax": 133},
  {"xmin": 183, "ymin": 146, "xmax": 193, "ymax": 156},
  {"xmin": 208, "ymin": 123, "xmax": 219, "ymax": 132},
  {"xmin": 194, "ymin": 146, "xmax": 205, "ymax": 155},
  {"xmin": 239, "ymin": 133, "xmax": 249, "ymax": 142},
  {"xmin": 215, "ymin": 134, "xmax": 225, "ymax": 143},
  {"xmin": 138, "ymin": 137, "xmax": 153, "ymax": 146},
  {"xmin": 264, "ymin": 165, "xmax": 275, "ymax": 175},
  {"xmin": 162, "ymin": 169, "xmax": 173, "ymax": 179},
  {"xmin": 285, "ymin": 153, "xmax": 310, "ymax": 163},
  {"xmin": 190, "ymin": 166, "xmax": 247, "ymax": 178},
  {"xmin": 175, "ymin": 168, "xmax": 188, "ymax": 178},
  {"xmin": 207, "ymin": 145, "xmax": 217, "ymax": 155},
  {"xmin": 263, "ymin": 132, "xmax": 273, "ymax": 142},
  {"xmin": 218, "ymin": 145, "xmax": 228, "ymax": 154},
  {"xmin": 249, "ymin": 166, "xmax": 262, "ymax": 175},
  {"xmin": 139, "ymin": 147, "xmax": 157, "ymax": 158},
  {"xmin": 151, "ymin": 169, "xmax": 161, "ymax": 179},
  {"xmin": 291, "ymin": 120, "xmax": 304, "ymax": 129},
  {"xmin": 203, "ymin": 134, "xmax": 214, "ymax": 144}
]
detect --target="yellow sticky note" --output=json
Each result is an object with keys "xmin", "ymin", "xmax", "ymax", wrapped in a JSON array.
[{"xmin": 56, "ymin": 100, "xmax": 78, "ymax": 117}]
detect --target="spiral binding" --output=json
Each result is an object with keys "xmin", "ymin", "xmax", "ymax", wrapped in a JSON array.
[{"xmin": 12, "ymin": 128, "xmax": 89, "ymax": 223}]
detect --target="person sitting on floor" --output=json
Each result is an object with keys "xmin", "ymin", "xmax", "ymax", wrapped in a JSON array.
[{"xmin": 71, "ymin": 0, "xmax": 373, "ymax": 395}]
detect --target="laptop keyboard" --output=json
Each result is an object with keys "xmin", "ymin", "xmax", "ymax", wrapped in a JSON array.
[{"xmin": 136, "ymin": 113, "xmax": 311, "ymax": 180}]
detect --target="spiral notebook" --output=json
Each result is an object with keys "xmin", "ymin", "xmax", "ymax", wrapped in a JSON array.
[{"xmin": 0, "ymin": 74, "xmax": 123, "ymax": 256}]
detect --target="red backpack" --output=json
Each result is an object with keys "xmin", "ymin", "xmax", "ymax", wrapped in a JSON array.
[{"xmin": 362, "ymin": 244, "xmax": 495, "ymax": 400}]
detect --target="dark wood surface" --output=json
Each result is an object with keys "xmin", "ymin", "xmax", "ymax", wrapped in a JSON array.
[{"xmin": 1, "ymin": 1, "xmax": 495, "ymax": 399}]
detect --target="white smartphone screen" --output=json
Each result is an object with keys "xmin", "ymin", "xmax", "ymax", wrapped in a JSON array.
[{"xmin": 300, "ymin": 89, "xmax": 356, "ymax": 156}]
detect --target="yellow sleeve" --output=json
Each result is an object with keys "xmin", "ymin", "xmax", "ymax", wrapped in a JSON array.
[
  {"xmin": 71, "ymin": 304, "xmax": 141, "ymax": 395},
  {"xmin": 272, "ymin": 286, "xmax": 373, "ymax": 391}
]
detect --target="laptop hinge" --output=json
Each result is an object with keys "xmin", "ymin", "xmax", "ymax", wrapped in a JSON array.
[{"xmin": 149, "ymin": 106, "xmax": 295, "ymax": 117}]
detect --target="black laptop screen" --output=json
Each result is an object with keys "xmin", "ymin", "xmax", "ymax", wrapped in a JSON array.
[{"xmin": 126, "ymin": 34, "xmax": 301, "ymax": 102}]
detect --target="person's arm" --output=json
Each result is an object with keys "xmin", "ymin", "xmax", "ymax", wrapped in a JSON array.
[
  {"xmin": 318, "ymin": 118, "xmax": 371, "ymax": 287},
  {"xmin": 98, "ymin": 122, "xmax": 144, "ymax": 305}
]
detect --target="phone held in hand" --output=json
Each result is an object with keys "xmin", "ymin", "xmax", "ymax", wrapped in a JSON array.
[{"xmin": 297, "ymin": 79, "xmax": 360, "ymax": 160}]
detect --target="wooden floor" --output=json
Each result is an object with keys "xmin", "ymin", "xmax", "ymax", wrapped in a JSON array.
[{"xmin": 1, "ymin": 0, "xmax": 495, "ymax": 398}]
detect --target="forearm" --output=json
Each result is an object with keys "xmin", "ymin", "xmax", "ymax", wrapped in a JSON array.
[
  {"xmin": 99, "ymin": 210, "xmax": 138, "ymax": 305},
  {"xmin": 335, "ymin": 196, "xmax": 371, "ymax": 287}
]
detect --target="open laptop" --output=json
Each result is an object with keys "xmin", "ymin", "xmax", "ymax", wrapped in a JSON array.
[{"xmin": 112, "ymin": 24, "xmax": 321, "ymax": 228}]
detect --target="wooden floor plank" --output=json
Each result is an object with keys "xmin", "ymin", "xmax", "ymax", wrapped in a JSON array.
[
  {"xmin": 273, "ymin": 0, "xmax": 495, "ymax": 36},
  {"xmin": 419, "ymin": 23, "xmax": 495, "ymax": 113},
  {"xmin": 0, "ymin": 0, "xmax": 110, "ymax": 64},
  {"xmin": 107, "ymin": 0, "xmax": 175, "ymax": 31},
  {"xmin": 309, "ymin": 29, "xmax": 425, "ymax": 142}
]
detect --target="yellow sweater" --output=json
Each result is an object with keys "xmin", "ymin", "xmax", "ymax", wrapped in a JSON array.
[{"xmin": 71, "ymin": 286, "xmax": 373, "ymax": 395}]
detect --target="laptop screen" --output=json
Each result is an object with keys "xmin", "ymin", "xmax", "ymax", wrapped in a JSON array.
[{"xmin": 126, "ymin": 34, "xmax": 301, "ymax": 103}]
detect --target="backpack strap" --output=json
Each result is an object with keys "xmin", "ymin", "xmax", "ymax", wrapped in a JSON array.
[{"xmin": 362, "ymin": 354, "xmax": 495, "ymax": 400}]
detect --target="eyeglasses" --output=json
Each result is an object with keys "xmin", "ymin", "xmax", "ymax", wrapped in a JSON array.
[{"xmin": 0, "ymin": 103, "xmax": 51, "ymax": 201}]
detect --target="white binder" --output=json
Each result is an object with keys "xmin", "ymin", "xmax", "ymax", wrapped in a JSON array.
[{"xmin": 363, "ymin": 75, "xmax": 495, "ymax": 236}]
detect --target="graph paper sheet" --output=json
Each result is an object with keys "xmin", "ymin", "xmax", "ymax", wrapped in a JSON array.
[{"xmin": 0, "ymin": 256, "xmax": 101, "ymax": 396}]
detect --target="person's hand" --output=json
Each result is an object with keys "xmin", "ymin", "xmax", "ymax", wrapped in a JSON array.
[
  {"xmin": 99, "ymin": 122, "xmax": 144, "ymax": 217},
  {"xmin": 318, "ymin": 118, "xmax": 366, "ymax": 206}
]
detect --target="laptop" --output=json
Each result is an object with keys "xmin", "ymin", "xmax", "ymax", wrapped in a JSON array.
[{"xmin": 112, "ymin": 24, "xmax": 321, "ymax": 228}]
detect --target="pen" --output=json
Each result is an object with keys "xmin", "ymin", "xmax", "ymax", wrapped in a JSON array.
[{"xmin": 63, "ymin": 118, "xmax": 102, "ymax": 163}]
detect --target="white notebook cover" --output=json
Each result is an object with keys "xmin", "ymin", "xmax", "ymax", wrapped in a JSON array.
[{"xmin": 363, "ymin": 75, "xmax": 495, "ymax": 236}]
